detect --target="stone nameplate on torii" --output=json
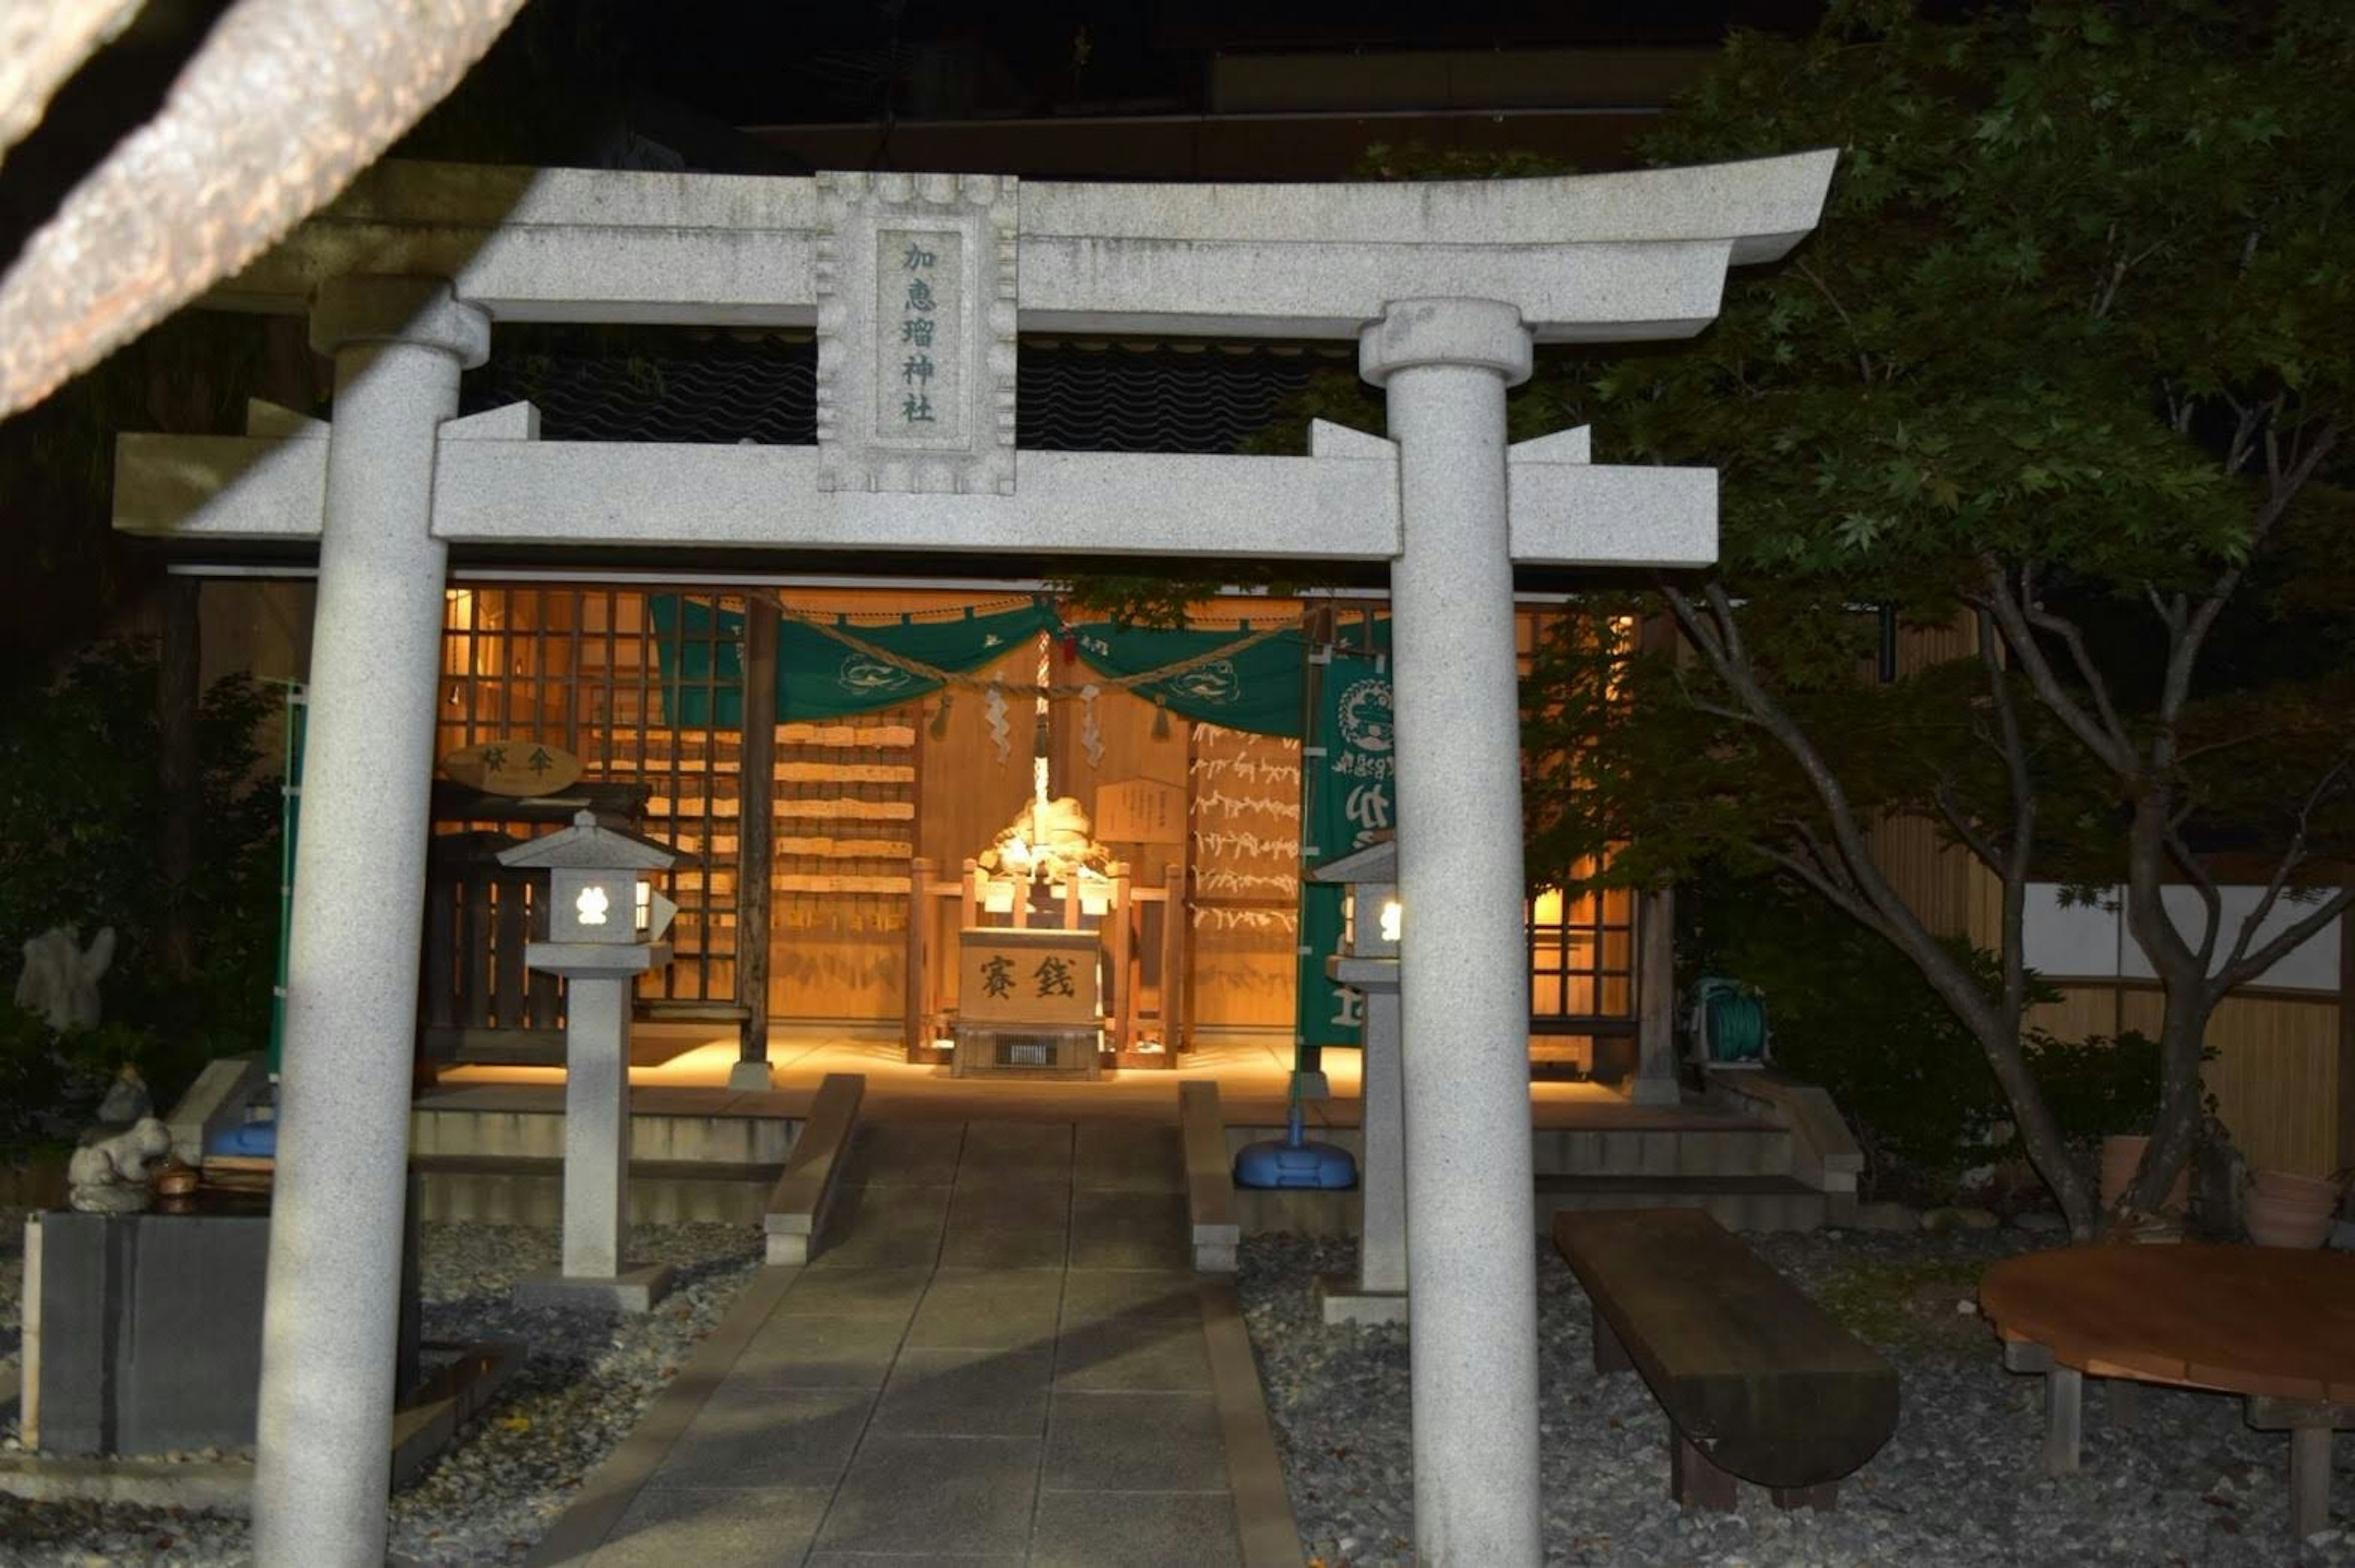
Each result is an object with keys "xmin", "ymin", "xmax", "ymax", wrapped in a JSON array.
[{"xmin": 815, "ymin": 171, "xmax": 1017, "ymax": 496}]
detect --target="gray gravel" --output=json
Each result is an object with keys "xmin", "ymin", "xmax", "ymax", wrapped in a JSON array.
[
  {"xmin": 0, "ymin": 1214, "xmax": 760, "ymax": 1567},
  {"xmin": 1239, "ymin": 1228, "xmax": 2355, "ymax": 1568}
]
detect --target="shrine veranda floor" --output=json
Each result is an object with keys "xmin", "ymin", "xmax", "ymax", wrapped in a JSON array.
[{"xmin": 421, "ymin": 1027, "xmax": 1733, "ymax": 1133}]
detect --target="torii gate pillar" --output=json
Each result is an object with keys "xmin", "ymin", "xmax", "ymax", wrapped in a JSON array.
[
  {"xmin": 251, "ymin": 278, "xmax": 487, "ymax": 1568},
  {"xmin": 1363, "ymin": 299, "xmax": 1542, "ymax": 1564}
]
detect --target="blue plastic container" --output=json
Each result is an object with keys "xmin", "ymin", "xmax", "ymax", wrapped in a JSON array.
[
  {"xmin": 207, "ymin": 1121, "xmax": 278, "ymax": 1157},
  {"xmin": 1233, "ymin": 1108, "xmax": 1357, "ymax": 1190}
]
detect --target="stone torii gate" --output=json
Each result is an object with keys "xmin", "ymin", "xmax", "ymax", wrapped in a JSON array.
[{"xmin": 115, "ymin": 153, "xmax": 1832, "ymax": 1567}]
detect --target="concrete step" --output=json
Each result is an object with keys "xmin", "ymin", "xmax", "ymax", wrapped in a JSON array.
[
  {"xmin": 1533, "ymin": 1174, "xmax": 1834, "ymax": 1233},
  {"xmin": 1533, "ymin": 1125, "xmax": 1794, "ymax": 1179},
  {"xmin": 413, "ymin": 1155, "xmax": 780, "ymax": 1226},
  {"xmin": 410, "ymin": 1106, "xmax": 799, "ymax": 1166}
]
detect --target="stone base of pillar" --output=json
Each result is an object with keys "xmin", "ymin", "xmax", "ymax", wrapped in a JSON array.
[
  {"xmin": 1292, "ymin": 1069, "xmax": 1333, "ymax": 1102},
  {"xmin": 513, "ymin": 1264, "xmax": 675, "ymax": 1315},
  {"xmin": 1317, "ymin": 1275, "xmax": 1409, "ymax": 1326},
  {"xmin": 727, "ymin": 1059, "xmax": 775, "ymax": 1092},
  {"xmin": 1626, "ymin": 1077, "xmax": 1685, "ymax": 1108}
]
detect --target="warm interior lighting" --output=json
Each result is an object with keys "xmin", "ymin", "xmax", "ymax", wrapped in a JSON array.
[
  {"xmin": 635, "ymin": 880, "xmax": 652, "ymax": 932},
  {"xmin": 1532, "ymin": 886, "xmax": 1564, "ymax": 927},
  {"xmin": 983, "ymin": 880, "xmax": 1016, "ymax": 914},
  {"xmin": 1379, "ymin": 899, "xmax": 1403, "ymax": 945},
  {"xmin": 575, "ymin": 884, "xmax": 610, "ymax": 927}
]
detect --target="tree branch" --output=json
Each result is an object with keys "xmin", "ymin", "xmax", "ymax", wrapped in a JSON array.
[{"xmin": 1975, "ymin": 557, "xmax": 2138, "ymax": 775}]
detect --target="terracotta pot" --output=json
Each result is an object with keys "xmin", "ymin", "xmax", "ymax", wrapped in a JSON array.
[
  {"xmin": 2246, "ymin": 1168, "xmax": 2343, "ymax": 1249},
  {"xmin": 2098, "ymin": 1134, "xmax": 2188, "ymax": 1214}
]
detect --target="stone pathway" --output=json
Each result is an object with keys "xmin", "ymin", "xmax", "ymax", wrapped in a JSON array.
[{"xmin": 529, "ymin": 1120, "xmax": 1296, "ymax": 1567}]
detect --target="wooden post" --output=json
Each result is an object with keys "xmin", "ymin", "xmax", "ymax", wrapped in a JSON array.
[
  {"xmin": 905, "ymin": 857, "xmax": 933, "ymax": 1061},
  {"xmin": 732, "ymin": 600, "xmax": 778, "ymax": 1089},
  {"xmin": 1670, "ymin": 1434, "xmax": 1737, "ymax": 1511},
  {"xmin": 2043, "ymin": 1366, "xmax": 2083, "ymax": 1474},
  {"xmin": 1162, "ymin": 863, "xmax": 1187, "ymax": 1054},
  {"xmin": 1109, "ymin": 867, "xmax": 1133, "ymax": 1053},
  {"xmin": 2290, "ymin": 1425, "xmax": 2333, "ymax": 1539},
  {"xmin": 159, "ymin": 576, "xmax": 201, "ymax": 981},
  {"xmin": 1631, "ymin": 884, "xmax": 1680, "ymax": 1105},
  {"xmin": 2339, "ymin": 882, "xmax": 2353, "ymax": 1172}
]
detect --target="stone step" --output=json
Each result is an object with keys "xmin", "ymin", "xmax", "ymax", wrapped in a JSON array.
[
  {"xmin": 410, "ymin": 1106, "xmax": 799, "ymax": 1166},
  {"xmin": 413, "ymin": 1155, "xmax": 779, "ymax": 1226},
  {"xmin": 1534, "ymin": 1174, "xmax": 1836, "ymax": 1233},
  {"xmin": 1533, "ymin": 1126, "xmax": 1794, "ymax": 1179}
]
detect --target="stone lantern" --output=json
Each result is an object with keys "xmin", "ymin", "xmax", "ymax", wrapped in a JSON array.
[
  {"xmin": 498, "ymin": 812, "xmax": 680, "ymax": 1312},
  {"xmin": 1311, "ymin": 835, "xmax": 1407, "ymax": 1325}
]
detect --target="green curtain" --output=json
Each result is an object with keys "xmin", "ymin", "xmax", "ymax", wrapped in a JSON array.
[
  {"xmin": 649, "ymin": 596, "xmax": 1058, "ymax": 725},
  {"xmin": 1063, "ymin": 621, "xmax": 1308, "ymax": 740}
]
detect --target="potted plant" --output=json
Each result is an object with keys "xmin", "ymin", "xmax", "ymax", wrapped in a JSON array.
[{"xmin": 2245, "ymin": 1166, "xmax": 2348, "ymax": 1249}]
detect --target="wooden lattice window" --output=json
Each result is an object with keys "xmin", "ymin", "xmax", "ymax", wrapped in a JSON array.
[{"xmin": 435, "ymin": 585, "xmax": 746, "ymax": 1007}]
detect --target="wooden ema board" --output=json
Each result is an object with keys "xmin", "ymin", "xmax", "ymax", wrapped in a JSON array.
[
  {"xmin": 1098, "ymin": 776, "xmax": 1184, "ymax": 844},
  {"xmin": 1979, "ymin": 1244, "xmax": 2355, "ymax": 1404},
  {"xmin": 1189, "ymin": 723, "xmax": 1301, "ymax": 1028},
  {"xmin": 959, "ymin": 927, "xmax": 1098, "ymax": 1025},
  {"xmin": 1552, "ymin": 1209, "xmax": 1899, "ymax": 1490}
]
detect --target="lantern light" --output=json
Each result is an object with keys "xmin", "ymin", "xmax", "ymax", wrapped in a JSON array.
[{"xmin": 1380, "ymin": 898, "xmax": 1403, "ymax": 945}]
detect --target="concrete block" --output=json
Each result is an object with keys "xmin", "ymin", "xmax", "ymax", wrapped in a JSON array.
[
  {"xmin": 512, "ymin": 1263, "xmax": 675, "ymax": 1315},
  {"xmin": 164, "ymin": 1055, "xmax": 267, "ymax": 1166},
  {"xmin": 1317, "ymin": 1275, "xmax": 1409, "ymax": 1326}
]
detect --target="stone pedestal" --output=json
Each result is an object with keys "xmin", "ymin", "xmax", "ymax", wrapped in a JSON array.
[
  {"xmin": 727, "ymin": 1058, "xmax": 776, "ymax": 1092},
  {"xmin": 1320, "ymin": 954, "xmax": 1406, "ymax": 1326},
  {"xmin": 513, "ymin": 957, "xmax": 673, "ymax": 1313},
  {"xmin": 1361, "ymin": 298, "xmax": 1542, "ymax": 1566},
  {"xmin": 252, "ymin": 277, "xmax": 487, "ymax": 1568}
]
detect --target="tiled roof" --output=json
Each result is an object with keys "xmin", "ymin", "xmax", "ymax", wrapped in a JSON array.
[{"xmin": 459, "ymin": 337, "xmax": 1350, "ymax": 453}]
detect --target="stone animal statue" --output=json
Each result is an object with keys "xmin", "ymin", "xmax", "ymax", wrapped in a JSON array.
[
  {"xmin": 0, "ymin": 0, "xmax": 527, "ymax": 418},
  {"xmin": 67, "ymin": 1115, "xmax": 172, "ymax": 1214},
  {"xmin": 13, "ymin": 924, "xmax": 115, "ymax": 1033}
]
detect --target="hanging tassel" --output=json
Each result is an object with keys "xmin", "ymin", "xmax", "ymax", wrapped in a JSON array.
[
  {"xmin": 1081, "ymin": 684, "xmax": 1105, "ymax": 767},
  {"xmin": 929, "ymin": 691, "xmax": 952, "ymax": 740},
  {"xmin": 1152, "ymin": 697, "xmax": 1171, "ymax": 740}
]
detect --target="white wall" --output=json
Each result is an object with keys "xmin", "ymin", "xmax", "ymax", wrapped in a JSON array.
[{"xmin": 2022, "ymin": 882, "xmax": 2342, "ymax": 992}]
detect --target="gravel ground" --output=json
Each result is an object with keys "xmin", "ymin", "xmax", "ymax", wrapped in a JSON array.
[
  {"xmin": 0, "ymin": 1212, "xmax": 760, "ymax": 1567},
  {"xmin": 1240, "ymin": 1227, "xmax": 2355, "ymax": 1568}
]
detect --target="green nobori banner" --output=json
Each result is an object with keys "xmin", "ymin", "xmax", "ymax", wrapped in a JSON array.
[{"xmin": 1299, "ymin": 642, "xmax": 1396, "ymax": 1050}]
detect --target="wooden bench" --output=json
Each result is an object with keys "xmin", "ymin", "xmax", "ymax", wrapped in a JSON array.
[{"xmin": 1552, "ymin": 1209, "xmax": 1899, "ymax": 1510}]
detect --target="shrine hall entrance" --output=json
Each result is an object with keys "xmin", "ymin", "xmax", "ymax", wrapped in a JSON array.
[{"xmin": 413, "ymin": 580, "xmax": 1640, "ymax": 1089}]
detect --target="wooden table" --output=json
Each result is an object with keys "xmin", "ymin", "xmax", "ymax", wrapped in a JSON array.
[{"xmin": 1980, "ymin": 1245, "xmax": 2355, "ymax": 1537}]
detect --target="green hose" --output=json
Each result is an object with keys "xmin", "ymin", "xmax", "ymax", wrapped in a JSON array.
[{"xmin": 1693, "ymin": 977, "xmax": 1770, "ymax": 1063}]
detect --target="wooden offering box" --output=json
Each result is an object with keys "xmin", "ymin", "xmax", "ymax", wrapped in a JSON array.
[{"xmin": 954, "ymin": 927, "xmax": 1101, "ymax": 1079}]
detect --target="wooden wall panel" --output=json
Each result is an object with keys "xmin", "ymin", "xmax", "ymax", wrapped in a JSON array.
[
  {"xmin": 1867, "ymin": 814, "xmax": 1974, "ymax": 939},
  {"xmin": 916, "ymin": 640, "xmax": 1043, "ymax": 871},
  {"xmin": 2035, "ymin": 982, "xmax": 2342, "ymax": 1178}
]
